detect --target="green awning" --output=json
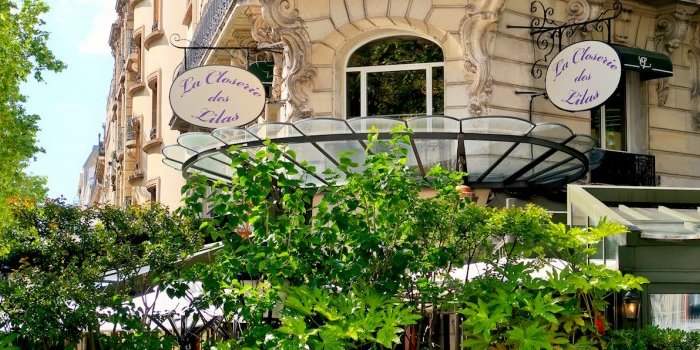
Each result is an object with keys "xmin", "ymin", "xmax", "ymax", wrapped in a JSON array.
[
  {"xmin": 248, "ymin": 61, "xmax": 274, "ymax": 85},
  {"xmin": 612, "ymin": 44, "xmax": 673, "ymax": 81}
]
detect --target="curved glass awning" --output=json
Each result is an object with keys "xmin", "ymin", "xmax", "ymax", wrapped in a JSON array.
[{"xmin": 162, "ymin": 116, "xmax": 595, "ymax": 190}]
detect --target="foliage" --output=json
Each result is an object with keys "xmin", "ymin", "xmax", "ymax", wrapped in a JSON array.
[
  {"xmin": 0, "ymin": 0, "xmax": 65, "ymax": 228},
  {"xmin": 181, "ymin": 129, "xmax": 647, "ymax": 349},
  {"xmin": 94, "ymin": 331, "xmax": 176, "ymax": 350},
  {"xmin": 0, "ymin": 200, "xmax": 201, "ymax": 349},
  {"xmin": 0, "ymin": 334, "xmax": 19, "ymax": 350},
  {"xmin": 608, "ymin": 327, "xmax": 700, "ymax": 350}
]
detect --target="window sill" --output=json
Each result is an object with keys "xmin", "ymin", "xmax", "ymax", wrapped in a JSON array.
[
  {"xmin": 143, "ymin": 137, "xmax": 163, "ymax": 153},
  {"xmin": 128, "ymin": 171, "xmax": 144, "ymax": 184},
  {"xmin": 126, "ymin": 138, "xmax": 138, "ymax": 149},
  {"xmin": 144, "ymin": 30, "xmax": 164, "ymax": 50},
  {"xmin": 127, "ymin": 81, "xmax": 146, "ymax": 96}
]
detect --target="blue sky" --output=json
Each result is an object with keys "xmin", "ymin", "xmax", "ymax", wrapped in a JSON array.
[{"xmin": 24, "ymin": 0, "xmax": 116, "ymax": 201}]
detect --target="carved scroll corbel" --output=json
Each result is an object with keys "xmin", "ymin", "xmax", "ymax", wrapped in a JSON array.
[
  {"xmin": 565, "ymin": 0, "xmax": 591, "ymax": 43},
  {"xmin": 259, "ymin": 0, "xmax": 316, "ymax": 121},
  {"xmin": 249, "ymin": 12, "xmax": 284, "ymax": 102},
  {"xmin": 654, "ymin": 6, "xmax": 697, "ymax": 106},
  {"xmin": 689, "ymin": 44, "xmax": 700, "ymax": 131},
  {"xmin": 461, "ymin": 0, "xmax": 506, "ymax": 116}
]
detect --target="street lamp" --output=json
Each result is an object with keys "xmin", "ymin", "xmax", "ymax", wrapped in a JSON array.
[{"xmin": 623, "ymin": 291, "xmax": 641, "ymax": 320}]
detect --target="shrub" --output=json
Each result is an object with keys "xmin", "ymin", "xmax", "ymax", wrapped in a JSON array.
[{"xmin": 608, "ymin": 327, "xmax": 700, "ymax": 350}]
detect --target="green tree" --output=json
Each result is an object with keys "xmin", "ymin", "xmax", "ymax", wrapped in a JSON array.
[
  {"xmin": 181, "ymin": 130, "xmax": 647, "ymax": 349},
  {"xmin": 0, "ymin": 200, "xmax": 201, "ymax": 349},
  {"xmin": 0, "ymin": 0, "xmax": 65, "ymax": 228}
]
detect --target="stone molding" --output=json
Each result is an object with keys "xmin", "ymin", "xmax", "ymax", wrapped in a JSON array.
[
  {"xmin": 260, "ymin": 0, "xmax": 316, "ymax": 121},
  {"xmin": 461, "ymin": 0, "xmax": 506, "ymax": 116},
  {"xmin": 249, "ymin": 11, "xmax": 284, "ymax": 102},
  {"xmin": 655, "ymin": 5, "xmax": 698, "ymax": 106}
]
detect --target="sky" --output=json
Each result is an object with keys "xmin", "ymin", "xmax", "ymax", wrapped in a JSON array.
[{"xmin": 23, "ymin": 0, "xmax": 117, "ymax": 201}]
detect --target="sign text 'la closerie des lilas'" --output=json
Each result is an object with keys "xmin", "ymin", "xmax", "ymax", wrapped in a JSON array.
[
  {"xmin": 545, "ymin": 41, "xmax": 622, "ymax": 112},
  {"xmin": 170, "ymin": 65, "xmax": 266, "ymax": 128}
]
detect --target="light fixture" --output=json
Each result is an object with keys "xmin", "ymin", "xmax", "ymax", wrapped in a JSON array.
[{"xmin": 622, "ymin": 291, "xmax": 641, "ymax": 320}]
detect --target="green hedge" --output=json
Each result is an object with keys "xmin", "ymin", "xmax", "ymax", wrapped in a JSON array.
[{"xmin": 608, "ymin": 327, "xmax": 700, "ymax": 350}]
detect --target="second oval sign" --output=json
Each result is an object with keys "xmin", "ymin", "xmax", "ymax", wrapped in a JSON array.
[{"xmin": 545, "ymin": 41, "xmax": 622, "ymax": 112}]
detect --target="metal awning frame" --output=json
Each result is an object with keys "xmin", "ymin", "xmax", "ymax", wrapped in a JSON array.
[{"xmin": 164, "ymin": 116, "xmax": 592, "ymax": 190}]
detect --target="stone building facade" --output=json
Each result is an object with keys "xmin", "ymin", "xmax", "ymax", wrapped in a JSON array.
[
  {"xmin": 194, "ymin": 0, "xmax": 700, "ymax": 189},
  {"xmin": 85, "ymin": 0, "xmax": 700, "ymax": 209},
  {"xmin": 91, "ymin": 0, "xmax": 189, "ymax": 207}
]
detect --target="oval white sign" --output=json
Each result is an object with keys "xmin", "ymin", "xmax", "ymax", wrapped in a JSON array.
[
  {"xmin": 545, "ymin": 41, "xmax": 622, "ymax": 112},
  {"xmin": 170, "ymin": 65, "xmax": 266, "ymax": 128}
]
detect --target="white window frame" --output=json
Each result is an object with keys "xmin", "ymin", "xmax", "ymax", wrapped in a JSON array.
[
  {"xmin": 346, "ymin": 62, "xmax": 444, "ymax": 118},
  {"xmin": 593, "ymin": 71, "xmax": 645, "ymax": 153}
]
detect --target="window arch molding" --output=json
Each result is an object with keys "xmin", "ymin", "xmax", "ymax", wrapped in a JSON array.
[{"xmin": 337, "ymin": 31, "xmax": 447, "ymax": 119}]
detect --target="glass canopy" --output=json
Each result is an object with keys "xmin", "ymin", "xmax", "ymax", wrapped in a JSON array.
[{"xmin": 162, "ymin": 116, "xmax": 595, "ymax": 190}]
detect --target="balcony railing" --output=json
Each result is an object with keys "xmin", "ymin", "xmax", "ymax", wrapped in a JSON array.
[
  {"xmin": 123, "ymin": 28, "xmax": 132, "ymax": 63},
  {"xmin": 126, "ymin": 117, "xmax": 139, "ymax": 146},
  {"xmin": 117, "ymin": 127, "xmax": 124, "ymax": 152},
  {"xmin": 186, "ymin": 0, "xmax": 237, "ymax": 70},
  {"xmin": 590, "ymin": 148, "xmax": 656, "ymax": 186}
]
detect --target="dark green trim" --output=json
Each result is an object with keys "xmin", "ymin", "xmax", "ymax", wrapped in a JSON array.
[
  {"xmin": 249, "ymin": 61, "xmax": 274, "ymax": 84},
  {"xmin": 612, "ymin": 44, "xmax": 673, "ymax": 81}
]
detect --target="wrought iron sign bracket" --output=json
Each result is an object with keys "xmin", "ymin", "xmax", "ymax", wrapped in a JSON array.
[
  {"xmin": 506, "ymin": 0, "xmax": 623, "ymax": 79},
  {"xmin": 515, "ymin": 90, "xmax": 547, "ymax": 121},
  {"xmin": 169, "ymin": 34, "xmax": 284, "ymax": 72}
]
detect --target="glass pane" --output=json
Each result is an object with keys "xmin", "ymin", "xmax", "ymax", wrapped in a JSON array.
[
  {"xmin": 462, "ymin": 117, "xmax": 533, "ymax": 135},
  {"xmin": 464, "ymin": 140, "xmax": 515, "ymax": 181},
  {"xmin": 348, "ymin": 36, "xmax": 443, "ymax": 67},
  {"xmin": 407, "ymin": 116, "xmax": 459, "ymax": 132},
  {"xmin": 591, "ymin": 108, "xmax": 602, "ymax": 148},
  {"xmin": 482, "ymin": 143, "xmax": 534, "ymax": 182},
  {"xmin": 346, "ymin": 72, "xmax": 361, "ymax": 117},
  {"xmin": 295, "ymin": 118, "xmax": 352, "ymax": 135},
  {"xmin": 347, "ymin": 117, "xmax": 405, "ymax": 133},
  {"xmin": 178, "ymin": 132, "xmax": 224, "ymax": 152},
  {"xmin": 285, "ymin": 143, "xmax": 344, "ymax": 183},
  {"xmin": 593, "ymin": 81, "xmax": 626, "ymax": 151},
  {"xmin": 367, "ymin": 70, "xmax": 426, "ymax": 117},
  {"xmin": 651, "ymin": 294, "xmax": 700, "ymax": 331},
  {"xmin": 432, "ymin": 66, "xmax": 444, "ymax": 115},
  {"xmin": 413, "ymin": 139, "xmax": 457, "ymax": 171},
  {"xmin": 605, "ymin": 92, "xmax": 626, "ymax": 151}
]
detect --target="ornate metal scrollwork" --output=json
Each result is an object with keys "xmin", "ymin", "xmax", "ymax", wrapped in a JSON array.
[{"xmin": 508, "ymin": 0, "xmax": 623, "ymax": 80}]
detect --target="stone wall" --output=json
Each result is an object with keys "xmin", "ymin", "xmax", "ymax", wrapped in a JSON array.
[
  {"xmin": 496, "ymin": 0, "xmax": 700, "ymax": 187},
  {"xmin": 219, "ymin": 0, "xmax": 700, "ymax": 187}
]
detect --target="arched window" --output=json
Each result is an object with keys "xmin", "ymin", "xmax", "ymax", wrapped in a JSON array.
[{"xmin": 346, "ymin": 36, "xmax": 444, "ymax": 118}]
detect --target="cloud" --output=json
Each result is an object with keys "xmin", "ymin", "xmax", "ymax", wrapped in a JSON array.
[{"xmin": 77, "ymin": 1, "xmax": 116, "ymax": 55}]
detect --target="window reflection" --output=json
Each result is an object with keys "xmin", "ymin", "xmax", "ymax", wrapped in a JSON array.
[
  {"xmin": 591, "ymin": 79, "xmax": 626, "ymax": 151},
  {"xmin": 367, "ymin": 70, "xmax": 426, "ymax": 116},
  {"xmin": 651, "ymin": 294, "xmax": 700, "ymax": 331},
  {"xmin": 346, "ymin": 36, "xmax": 444, "ymax": 118}
]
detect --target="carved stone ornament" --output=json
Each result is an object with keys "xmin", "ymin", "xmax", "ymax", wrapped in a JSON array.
[
  {"xmin": 655, "ymin": 7, "xmax": 695, "ymax": 55},
  {"xmin": 228, "ymin": 29, "xmax": 256, "ymax": 68},
  {"xmin": 461, "ymin": 0, "xmax": 506, "ymax": 116},
  {"xmin": 612, "ymin": 6, "xmax": 633, "ymax": 45},
  {"xmin": 566, "ymin": 0, "xmax": 591, "ymax": 24},
  {"xmin": 249, "ymin": 11, "xmax": 284, "ymax": 102},
  {"xmin": 565, "ymin": 0, "xmax": 592, "ymax": 44},
  {"xmin": 689, "ymin": 47, "xmax": 700, "ymax": 131},
  {"xmin": 654, "ymin": 5, "xmax": 697, "ymax": 106},
  {"xmin": 259, "ymin": 0, "xmax": 316, "ymax": 121}
]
